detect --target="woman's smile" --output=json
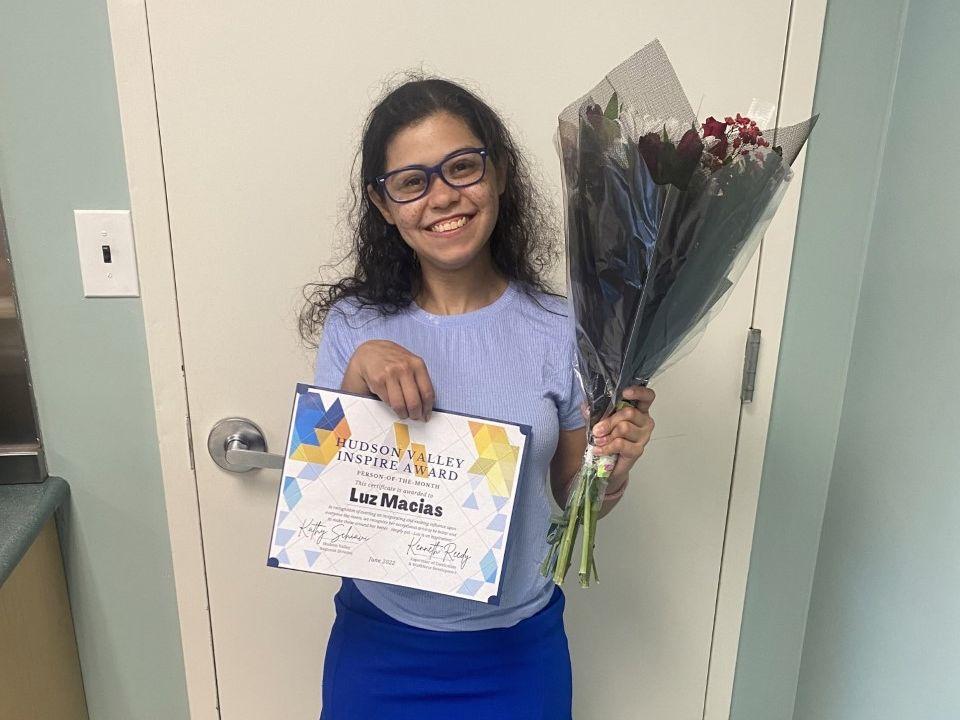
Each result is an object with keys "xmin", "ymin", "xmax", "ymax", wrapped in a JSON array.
[{"xmin": 424, "ymin": 213, "xmax": 475, "ymax": 236}]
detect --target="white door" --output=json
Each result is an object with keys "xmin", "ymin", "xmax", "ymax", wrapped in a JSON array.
[{"xmin": 110, "ymin": 2, "xmax": 819, "ymax": 718}]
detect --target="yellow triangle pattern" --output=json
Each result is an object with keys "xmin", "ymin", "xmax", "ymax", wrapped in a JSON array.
[
  {"xmin": 393, "ymin": 422, "xmax": 410, "ymax": 452},
  {"xmin": 292, "ymin": 416, "xmax": 352, "ymax": 465},
  {"xmin": 393, "ymin": 422, "xmax": 430, "ymax": 477},
  {"xmin": 468, "ymin": 422, "xmax": 519, "ymax": 498}
]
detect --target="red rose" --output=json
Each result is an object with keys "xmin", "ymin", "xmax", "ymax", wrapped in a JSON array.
[
  {"xmin": 701, "ymin": 116, "xmax": 727, "ymax": 139},
  {"xmin": 637, "ymin": 127, "xmax": 704, "ymax": 190},
  {"xmin": 739, "ymin": 124, "xmax": 760, "ymax": 144},
  {"xmin": 708, "ymin": 134, "xmax": 728, "ymax": 159},
  {"xmin": 676, "ymin": 127, "xmax": 704, "ymax": 165}
]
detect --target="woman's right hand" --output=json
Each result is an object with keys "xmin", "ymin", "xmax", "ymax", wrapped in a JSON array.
[{"xmin": 341, "ymin": 340, "xmax": 436, "ymax": 421}]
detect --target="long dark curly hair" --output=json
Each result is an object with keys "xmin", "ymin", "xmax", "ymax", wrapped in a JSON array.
[{"xmin": 299, "ymin": 75, "xmax": 561, "ymax": 346}]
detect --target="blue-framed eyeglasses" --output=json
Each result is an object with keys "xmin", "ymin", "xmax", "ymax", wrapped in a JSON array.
[{"xmin": 369, "ymin": 147, "xmax": 489, "ymax": 204}]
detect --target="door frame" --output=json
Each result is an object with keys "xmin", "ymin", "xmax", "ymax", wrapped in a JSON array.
[
  {"xmin": 105, "ymin": 2, "xmax": 825, "ymax": 717},
  {"xmin": 702, "ymin": 3, "xmax": 828, "ymax": 715}
]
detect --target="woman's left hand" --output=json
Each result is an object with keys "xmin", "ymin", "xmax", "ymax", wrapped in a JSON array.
[{"xmin": 591, "ymin": 385, "xmax": 656, "ymax": 480}]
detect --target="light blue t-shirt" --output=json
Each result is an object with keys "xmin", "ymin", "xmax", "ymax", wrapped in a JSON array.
[{"xmin": 314, "ymin": 281, "xmax": 585, "ymax": 631}]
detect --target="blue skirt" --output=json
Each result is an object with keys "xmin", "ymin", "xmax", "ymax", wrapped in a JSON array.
[{"xmin": 320, "ymin": 579, "xmax": 573, "ymax": 720}]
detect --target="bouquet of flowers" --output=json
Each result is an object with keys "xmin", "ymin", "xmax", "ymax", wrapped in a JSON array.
[{"xmin": 542, "ymin": 40, "xmax": 817, "ymax": 587}]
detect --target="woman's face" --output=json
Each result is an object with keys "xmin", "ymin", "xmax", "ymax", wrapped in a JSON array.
[{"xmin": 367, "ymin": 112, "xmax": 507, "ymax": 274}]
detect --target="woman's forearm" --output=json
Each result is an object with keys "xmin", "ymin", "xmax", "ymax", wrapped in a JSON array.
[
  {"xmin": 597, "ymin": 473, "xmax": 629, "ymax": 519},
  {"xmin": 553, "ymin": 469, "xmax": 627, "ymax": 518},
  {"xmin": 597, "ymin": 492, "xmax": 623, "ymax": 519},
  {"xmin": 551, "ymin": 469, "xmax": 578, "ymax": 509}
]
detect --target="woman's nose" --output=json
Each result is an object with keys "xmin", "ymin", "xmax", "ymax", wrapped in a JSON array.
[{"xmin": 425, "ymin": 173, "xmax": 460, "ymax": 207}]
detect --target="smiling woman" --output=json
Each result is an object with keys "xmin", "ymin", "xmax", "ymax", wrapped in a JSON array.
[
  {"xmin": 365, "ymin": 116, "xmax": 506, "ymax": 277},
  {"xmin": 299, "ymin": 75, "xmax": 656, "ymax": 720},
  {"xmin": 299, "ymin": 77, "xmax": 559, "ymax": 334}
]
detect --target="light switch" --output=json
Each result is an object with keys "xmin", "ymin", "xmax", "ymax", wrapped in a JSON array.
[{"xmin": 74, "ymin": 210, "xmax": 140, "ymax": 297}]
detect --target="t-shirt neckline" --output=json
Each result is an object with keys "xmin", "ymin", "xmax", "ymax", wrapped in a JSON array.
[{"xmin": 408, "ymin": 280, "xmax": 518, "ymax": 327}]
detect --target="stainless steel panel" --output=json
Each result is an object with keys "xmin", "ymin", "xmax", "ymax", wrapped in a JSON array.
[{"xmin": 0, "ymin": 194, "xmax": 45, "ymax": 483}]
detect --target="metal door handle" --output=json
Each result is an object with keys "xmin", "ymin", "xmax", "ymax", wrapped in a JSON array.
[{"xmin": 207, "ymin": 417, "xmax": 284, "ymax": 472}]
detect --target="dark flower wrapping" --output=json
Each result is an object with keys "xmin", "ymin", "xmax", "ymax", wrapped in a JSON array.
[{"xmin": 543, "ymin": 40, "xmax": 817, "ymax": 588}]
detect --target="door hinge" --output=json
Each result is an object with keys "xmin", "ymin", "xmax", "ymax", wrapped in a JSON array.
[
  {"xmin": 185, "ymin": 414, "xmax": 196, "ymax": 471},
  {"xmin": 740, "ymin": 328, "xmax": 761, "ymax": 403}
]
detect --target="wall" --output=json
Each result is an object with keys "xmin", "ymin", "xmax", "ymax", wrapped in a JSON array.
[
  {"xmin": 792, "ymin": 1, "xmax": 960, "ymax": 717},
  {"xmin": 0, "ymin": 1, "xmax": 190, "ymax": 718},
  {"xmin": 731, "ymin": 1, "xmax": 910, "ymax": 717}
]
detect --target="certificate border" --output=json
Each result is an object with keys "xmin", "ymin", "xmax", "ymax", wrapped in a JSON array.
[{"xmin": 266, "ymin": 383, "xmax": 533, "ymax": 605}]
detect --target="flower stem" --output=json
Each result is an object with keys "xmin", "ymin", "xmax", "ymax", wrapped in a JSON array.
[
  {"xmin": 552, "ymin": 464, "xmax": 587, "ymax": 585},
  {"xmin": 579, "ymin": 474, "xmax": 593, "ymax": 587}
]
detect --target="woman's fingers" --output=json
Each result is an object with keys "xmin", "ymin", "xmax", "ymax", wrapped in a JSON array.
[
  {"xmin": 382, "ymin": 376, "xmax": 410, "ymax": 419},
  {"xmin": 594, "ymin": 405, "xmax": 645, "ymax": 438},
  {"xmin": 398, "ymin": 373, "xmax": 426, "ymax": 421},
  {"xmin": 597, "ymin": 432, "xmax": 651, "ymax": 458},
  {"xmin": 603, "ymin": 418, "xmax": 647, "ymax": 444},
  {"xmin": 622, "ymin": 385, "xmax": 656, "ymax": 411},
  {"xmin": 592, "ymin": 386, "xmax": 656, "ymax": 436},
  {"xmin": 381, "ymin": 363, "xmax": 434, "ymax": 421},
  {"xmin": 412, "ymin": 362, "xmax": 436, "ymax": 420},
  {"xmin": 591, "ymin": 389, "xmax": 656, "ymax": 460},
  {"xmin": 353, "ymin": 340, "xmax": 436, "ymax": 421}
]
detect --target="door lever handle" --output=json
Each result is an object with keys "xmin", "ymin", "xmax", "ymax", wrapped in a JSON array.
[{"xmin": 208, "ymin": 417, "xmax": 284, "ymax": 472}]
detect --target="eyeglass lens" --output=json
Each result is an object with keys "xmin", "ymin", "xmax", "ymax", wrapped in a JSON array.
[{"xmin": 384, "ymin": 151, "xmax": 485, "ymax": 202}]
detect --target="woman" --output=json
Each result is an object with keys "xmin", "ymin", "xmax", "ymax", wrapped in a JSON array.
[{"xmin": 302, "ymin": 77, "xmax": 656, "ymax": 720}]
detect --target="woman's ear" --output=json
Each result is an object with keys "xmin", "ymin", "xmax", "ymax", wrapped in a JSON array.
[{"xmin": 366, "ymin": 184, "xmax": 395, "ymax": 225}]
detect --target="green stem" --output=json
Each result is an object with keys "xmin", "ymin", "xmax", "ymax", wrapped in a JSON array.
[
  {"xmin": 579, "ymin": 474, "xmax": 593, "ymax": 587},
  {"xmin": 552, "ymin": 470, "xmax": 585, "ymax": 585}
]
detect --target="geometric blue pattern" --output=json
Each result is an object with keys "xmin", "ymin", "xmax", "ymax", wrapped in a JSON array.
[
  {"xmin": 277, "ymin": 549, "xmax": 290, "ymax": 564},
  {"xmin": 486, "ymin": 513, "xmax": 506, "ymax": 531},
  {"xmin": 462, "ymin": 492, "xmax": 478, "ymax": 509},
  {"xmin": 290, "ymin": 394, "xmax": 345, "ymax": 456},
  {"xmin": 456, "ymin": 577, "xmax": 483, "ymax": 596},
  {"xmin": 492, "ymin": 495, "xmax": 508, "ymax": 511},
  {"xmin": 493, "ymin": 534, "xmax": 503, "ymax": 550},
  {"xmin": 297, "ymin": 464, "xmax": 321, "ymax": 480},
  {"xmin": 282, "ymin": 476, "xmax": 302, "ymax": 510},
  {"xmin": 274, "ymin": 528, "xmax": 294, "ymax": 547},
  {"xmin": 303, "ymin": 550, "xmax": 321, "ymax": 568},
  {"xmin": 480, "ymin": 549, "xmax": 498, "ymax": 583},
  {"xmin": 469, "ymin": 475, "xmax": 484, "ymax": 490}
]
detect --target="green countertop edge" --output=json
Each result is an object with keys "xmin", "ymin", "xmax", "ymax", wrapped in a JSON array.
[{"xmin": 0, "ymin": 476, "xmax": 70, "ymax": 588}]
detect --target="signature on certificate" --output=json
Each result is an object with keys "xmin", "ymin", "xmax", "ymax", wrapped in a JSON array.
[
  {"xmin": 405, "ymin": 535, "xmax": 472, "ymax": 569},
  {"xmin": 297, "ymin": 519, "xmax": 370, "ymax": 546}
]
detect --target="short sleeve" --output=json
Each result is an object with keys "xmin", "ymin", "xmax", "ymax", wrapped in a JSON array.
[
  {"xmin": 557, "ymin": 334, "xmax": 587, "ymax": 431},
  {"xmin": 313, "ymin": 306, "xmax": 356, "ymax": 390}
]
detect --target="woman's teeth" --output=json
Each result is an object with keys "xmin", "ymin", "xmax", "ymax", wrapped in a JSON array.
[{"xmin": 429, "ymin": 215, "xmax": 470, "ymax": 232}]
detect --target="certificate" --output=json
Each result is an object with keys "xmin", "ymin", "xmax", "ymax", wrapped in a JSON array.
[{"xmin": 267, "ymin": 384, "xmax": 531, "ymax": 603}]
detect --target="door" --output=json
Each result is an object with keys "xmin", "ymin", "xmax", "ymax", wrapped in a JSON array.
[{"xmin": 119, "ymin": 2, "xmax": 807, "ymax": 717}]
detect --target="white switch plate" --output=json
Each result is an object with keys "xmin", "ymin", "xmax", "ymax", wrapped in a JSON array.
[{"xmin": 74, "ymin": 210, "xmax": 140, "ymax": 297}]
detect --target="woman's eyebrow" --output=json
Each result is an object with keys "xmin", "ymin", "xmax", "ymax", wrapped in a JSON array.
[{"xmin": 387, "ymin": 146, "xmax": 476, "ymax": 172}]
